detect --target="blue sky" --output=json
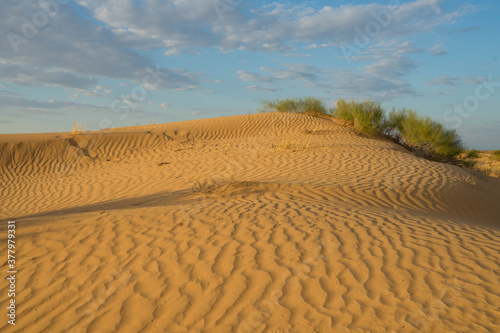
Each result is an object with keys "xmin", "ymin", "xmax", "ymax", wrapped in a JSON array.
[{"xmin": 1, "ymin": 0, "xmax": 499, "ymax": 149}]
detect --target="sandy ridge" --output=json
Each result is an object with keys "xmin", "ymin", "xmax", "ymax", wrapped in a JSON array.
[{"xmin": 1, "ymin": 112, "xmax": 499, "ymax": 332}]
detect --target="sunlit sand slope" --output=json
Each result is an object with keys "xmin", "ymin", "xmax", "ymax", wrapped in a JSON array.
[{"xmin": 1, "ymin": 113, "xmax": 499, "ymax": 332}]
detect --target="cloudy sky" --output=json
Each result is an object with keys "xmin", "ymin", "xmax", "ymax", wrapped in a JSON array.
[{"xmin": 1, "ymin": 0, "xmax": 499, "ymax": 149}]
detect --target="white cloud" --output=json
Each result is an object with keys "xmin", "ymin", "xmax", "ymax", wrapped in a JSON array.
[
  {"xmin": 428, "ymin": 44, "xmax": 448, "ymax": 56},
  {"xmin": 0, "ymin": 92, "xmax": 164, "ymax": 121},
  {"xmin": 74, "ymin": 0, "xmax": 473, "ymax": 53},
  {"xmin": 0, "ymin": 63, "xmax": 99, "ymax": 89},
  {"xmin": 238, "ymin": 43, "xmax": 420, "ymax": 101},
  {"xmin": 245, "ymin": 85, "xmax": 278, "ymax": 92},
  {"xmin": 0, "ymin": 0, "xmax": 478, "ymax": 108},
  {"xmin": 237, "ymin": 71, "xmax": 275, "ymax": 83},
  {"xmin": 0, "ymin": 1, "xmax": 203, "ymax": 91},
  {"xmin": 0, "ymin": 93, "xmax": 80, "ymax": 110},
  {"xmin": 425, "ymin": 75, "xmax": 483, "ymax": 87}
]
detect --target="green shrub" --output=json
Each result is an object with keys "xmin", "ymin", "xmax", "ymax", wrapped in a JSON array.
[
  {"xmin": 333, "ymin": 99, "xmax": 386, "ymax": 136},
  {"xmin": 335, "ymin": 99, "xmax": 355, "ymax": 122},
  {"xmin": 385, "ymin": 107, "xmax": 408, "ymax": 139},
  {"xmin": 387, "ymin": 108, "xmax": 464, "ymax": 160},
  {"xmin": 260, "ymin": 97, "xmax": 328, "ymax": 115},
  {"xmin": 302, "ymin": 97, "xmax": 328, "ymax": 115}
]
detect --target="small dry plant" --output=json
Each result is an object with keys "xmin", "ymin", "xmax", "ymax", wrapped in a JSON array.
[
  {"xmin": 192, "ymin": 176, "xmax": 237, "ymax": 195},
  {"xmin": 304, "ymin": 128, "xmax": 320, "ymax": 135},
  {"xmin": 272, "ymin": 140, "xmax": 310, "ymax": 152},
  {"xmin": 72, "ymin": 121, "xmax": 86, "ymax": 136}
]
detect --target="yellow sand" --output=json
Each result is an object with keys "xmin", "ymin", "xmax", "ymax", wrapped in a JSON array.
[{"xmin": 1, "ymin": 113, "xmax": 499, "ymax": 332}]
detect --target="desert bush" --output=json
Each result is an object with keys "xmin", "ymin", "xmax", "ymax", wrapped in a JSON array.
[
  {"xmin": 333, "ymin": 99, "xmax": 386, "ymax": 136},
  {"xmin": 386, "ymin": 108, "xmax": 464, "ymax": 159},
  {"xmin": 335, "ymin": 99, "xmax": 355, "ymax": 122},
  {"xmin": 260, "ymin": 97, "xmax": 328, "ymax": 115}
]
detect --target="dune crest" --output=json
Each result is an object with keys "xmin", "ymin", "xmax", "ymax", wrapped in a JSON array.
[{"xmin": 1, "ymin": 113, "xmax": 499, "ymax": 332}]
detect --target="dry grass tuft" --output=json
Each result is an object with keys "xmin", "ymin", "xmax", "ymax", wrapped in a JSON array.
[
  {"xmin": 465, "ymin": 150, "xmax": 480, "ymax": 159},
  {"xmin": 272, "ymin": 140, "xmax": 311, "ymax": 152},
  {"xmin": 492, "ymin": 150, "xmax": 500, "ymax": 161},
  {"xmin": 304, "ymin": 128, "xmax": 336, "ymax": 136},
  {"xmin": 72, "ymin": 121, "xmax": 86, "ymax": 136},
  {"xmin": 459, "ymin": 150, "xmax": 500, "ymax": 177},
  {"xmin": 192, "ymin": 176, "xmax": 237, "ymax": 195}
]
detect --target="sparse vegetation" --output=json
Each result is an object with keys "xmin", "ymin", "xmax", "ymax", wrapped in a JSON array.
[
  {"xmin": 259, "ymin": 96, "xmax": 329, "ymax": 116},
  {"xmin": 465, "ymin": 150, "xmax": 480, "ymax": 159},
  {"xmin": 334, "ymin": 99, "xmax": 386, "ymax": 136},
  {"xmin": 260, "ymin": 97, "xmax": 466, "ymax": 161},
  {"xmin": 492, "ymin": 150, "xmax": 500, "ymax": 161},
  {"xmin": 272, "ymin": 140, "xmax": 311, "ymax": 152},
  {"xmin": 457, "ymin": 150, "xmax": 500, "ymax": 177},
  {"xmin": 384, "ymin": 108, "xmax": 464, "ymax": 160},
  {"xmin": 72, "ymin": 121, "xmax": 85, "ymax": 136},
  {"xmin": 192, "ymin": 176, "xmax": 236, "ymax": 195}
]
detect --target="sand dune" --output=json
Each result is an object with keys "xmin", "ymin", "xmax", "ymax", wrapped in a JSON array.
[{"xmin": 1, "ymin": 113, "xmax": 499, "ymax": 332}]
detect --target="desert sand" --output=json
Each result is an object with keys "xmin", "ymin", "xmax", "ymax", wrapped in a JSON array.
[{"xmin": 1, "ymin": 112, "xmax": 499, "ymax": 332}]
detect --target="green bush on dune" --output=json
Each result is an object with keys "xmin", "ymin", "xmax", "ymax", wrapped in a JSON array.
[
  {"xmin": 334, "ymin": 99, "xmax": 386, "ymax": 136},
  {"xmin": 259, "ymin": 97, "xmax": 328, "ymax": 115},
  {"xmin": 384, "ymin": 108, "xmax": 464, "ymax": 160},
  {"xmin": 260, "ymin": 97, "xmax": 465, "ymax": 160}
]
